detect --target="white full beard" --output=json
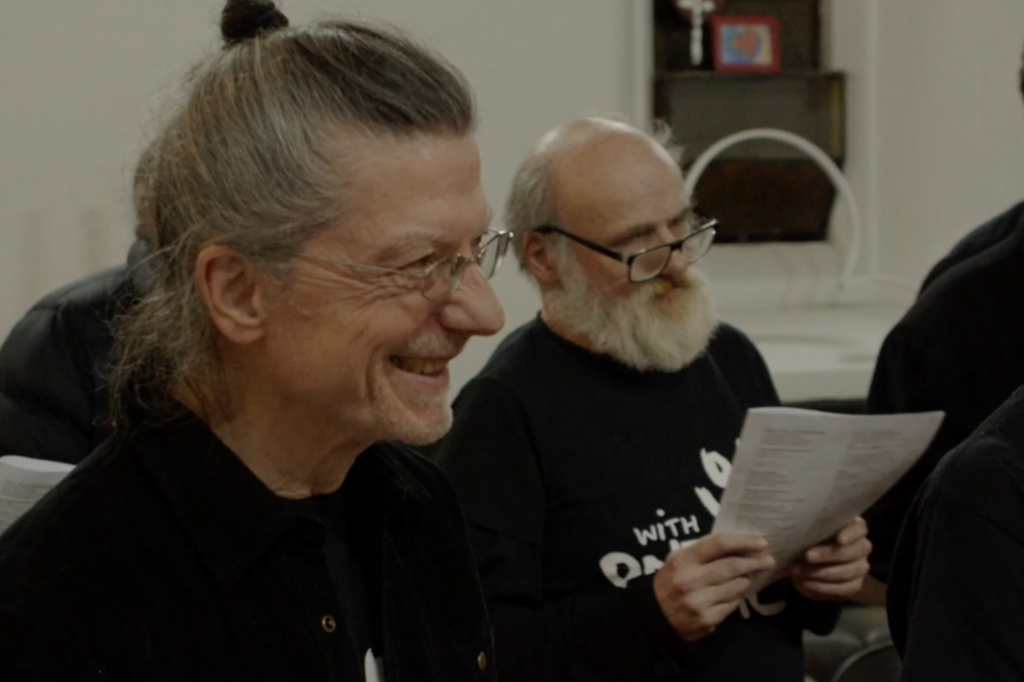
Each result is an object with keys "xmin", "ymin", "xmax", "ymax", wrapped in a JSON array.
[{"xmin": 546, "ymin": 257, "xmax": 718, "ymax": 373}]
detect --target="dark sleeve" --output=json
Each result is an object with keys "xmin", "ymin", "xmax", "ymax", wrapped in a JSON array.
[
  {"xmin": 919, "ymin": 205, "xmax": 1022, "ymax": 293},
  {"xmin": 785, "ymin": 584, "xmax": 841, "ymax": 636},
  {"xmin": 888, "ymin": 464, "xmax": 1024, "ymax": 680},
  {"xmin": 0, "ymin": 613, "xmax": 92, "ymax": 681},
  {"xmin": 436, "ymin": 379, "xmax": 695, "ymax": 681},
  {"xmin": 0, "ymin": 307, "xmax": 95, "ymax": 464},
  {"xmin": 863, "ymin": 328, "xmax": 970, "ymax": 582}
]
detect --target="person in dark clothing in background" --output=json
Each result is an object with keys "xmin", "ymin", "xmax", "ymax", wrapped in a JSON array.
[
  {"xmin": 888, "ymin": 384, "xmax": 1024, "ymax": 680},
  {"xmin": 435, "ymin": 117, "xmax": 871, "ymax": 682},
  {"xmin": 0, "ymin": 2, "xmax": 510, "ymax": 680},
  {"xmin": 863, "ymin": 51, "xmax": 1024, "ymax": 600},
  {"xmin": 917, "ymin": 200, "xmax": 1023, "ymax": 292},
  {"xmin": 0, "ymin": 144, "xmax": 159, "ymax": 464},
  {"xmin": 915, "ymin": 49, "xmax": 1024, "ymax": 293}
]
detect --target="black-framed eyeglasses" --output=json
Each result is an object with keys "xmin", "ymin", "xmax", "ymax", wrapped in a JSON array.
[
  {"xmin": 533, "ymin": 216, "xmax": 717, "ymax": 283},
  {"xmin": 293, "ymin": 229, "xmax": 513, "ymax": 302}
]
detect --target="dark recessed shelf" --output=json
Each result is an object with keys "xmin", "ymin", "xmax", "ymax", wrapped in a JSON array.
[
  {"xmin": 655, "ymin": 71, "xmax": 845, "ymax": 161},
  {"xmin": 652, "ymin": 0, "xmax": 842, "ymax": 244}
]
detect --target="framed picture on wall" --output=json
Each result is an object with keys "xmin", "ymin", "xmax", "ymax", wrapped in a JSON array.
[{"xmin": 711, "ymin": 15, "xmax": 781, "ymax": 72}]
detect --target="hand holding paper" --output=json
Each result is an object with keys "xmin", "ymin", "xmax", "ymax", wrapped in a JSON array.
[
  {"xmin": 711, "ymin": 407, "xmax": 944, "ymax": 595},
  {"xmin": 789, "ymin": 516, "xmax": 871, "ymax": 601},
  {"xmin": 653, "ymin": 532, "xmax": 775, "ymax": 641}
]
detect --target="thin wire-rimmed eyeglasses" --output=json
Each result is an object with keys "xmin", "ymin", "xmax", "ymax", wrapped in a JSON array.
[
  {"xmin": 293, "ymin": 229, "xmax": 513, "ymax": 302},
  {"xmin": 533, "ymin": 216, "xmax": 718, "ymax": 283}
]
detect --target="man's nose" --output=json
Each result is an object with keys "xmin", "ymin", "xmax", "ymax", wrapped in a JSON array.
[
  {"xmin": 439, "ymin": 263, "xmax": 505, "ymax": 336},
  {"xmin": 658, "ymin": 247, "xmax": 688, "ymax": 278},
  {"xmin": 657, "ymin": 226, "xmax": 690, "ymax": 277}
]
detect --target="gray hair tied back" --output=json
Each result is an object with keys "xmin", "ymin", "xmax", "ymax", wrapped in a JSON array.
[
  {"xmin": 221, "ymin": 0, "xmax": 290, "ymax": 45},
  {"xmin": 107, "ymin": 0, "xmax": 476, "ymax": 426}
]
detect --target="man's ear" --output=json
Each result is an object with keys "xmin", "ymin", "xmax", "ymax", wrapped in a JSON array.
[
  {"xmin": 194, "ymin": 244, "xmax": 267, "ymax": 346},
  {"xmin": 522, "ymin": 232, "xmax": 561, "ymax": 286}
]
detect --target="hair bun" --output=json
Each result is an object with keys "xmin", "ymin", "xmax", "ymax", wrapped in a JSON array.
[{"xmin": 221, "ymin": 0, "xmax": 289, "ymax": 45}]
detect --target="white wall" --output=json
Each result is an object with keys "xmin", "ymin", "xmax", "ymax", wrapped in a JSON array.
[
  {"xmin": 0, "ymin": 0, "xmax": 640, "ymax": 395},
  {"xmin": 2, "ymin": 0, "xmax": 1024, "ymax": 397},
  {"xmin": 874, "ymin": 0, "xmax": 1024, "ymax": 278}
]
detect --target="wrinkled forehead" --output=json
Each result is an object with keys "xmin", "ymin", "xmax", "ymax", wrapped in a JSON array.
[
  {"xmin": 311, "ymin": 131, "xmax": 488, "ymax": 259},
  {"xmin": 551, "ymin": 133, "xmax": 689, "ymax": 238}
]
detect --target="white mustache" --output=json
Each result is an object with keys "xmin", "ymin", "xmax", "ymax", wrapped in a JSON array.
[
  {"xmin": 394, "ymin": 333, "xmax": 467, "ymax": 359},
  {"xmin": 641, "ymin": 270, "xmax": 703, "ymax": 299}
]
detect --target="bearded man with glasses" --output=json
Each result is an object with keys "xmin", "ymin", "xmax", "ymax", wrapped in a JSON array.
[{"xmin": 435, "ymin": 117, "xmax": 870, "ymax": 682}]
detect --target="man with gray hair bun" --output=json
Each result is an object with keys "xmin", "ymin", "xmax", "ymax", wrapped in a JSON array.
[
  {"xmin": 0, "ymin": 1, "xmax": 508, "ymax": 680},
  {"xmin": 436, "ymin": 117, "xmax": 872, "ymax": 681}
]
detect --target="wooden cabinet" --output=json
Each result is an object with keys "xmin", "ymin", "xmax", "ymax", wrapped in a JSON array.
[{"xmin": 653, "ymin": 0, "xmax": 844, "ymax": 243}]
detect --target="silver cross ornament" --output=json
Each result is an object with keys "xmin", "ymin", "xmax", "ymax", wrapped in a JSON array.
[{"xmin": 676, "ymin": 0, "xmax": 718, "ymax": 66}]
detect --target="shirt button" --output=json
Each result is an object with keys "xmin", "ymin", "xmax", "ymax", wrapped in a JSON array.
[
  {"xmin": 477, "ymin": 652, "xmax": 488, "ymax": 671},
  {"xmin": 321, "ymin": 615, "xmax": 337, "ymax": 633}
]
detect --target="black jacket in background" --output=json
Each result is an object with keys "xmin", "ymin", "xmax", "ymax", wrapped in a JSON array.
[
  {"xmin": 0, "ymin": 240, "xmax": 150, "ymax": 463},
  {"xmin": 0, "ymin": 411, "xmax": 496, "ymax": 681},
  {"xmin": 864, "ymin": 201, "xmax": 1024, "ymax": 581},
  {"xmin": 888, "ymin": 385, "xmax": 1024, "ymax": 681},
  {"xmin": 918, "ymin": 200, "xmax": 1024, "ymax": 292}
]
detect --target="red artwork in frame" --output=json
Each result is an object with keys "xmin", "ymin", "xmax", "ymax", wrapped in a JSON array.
[{"xmin": 711, "ymin": 15, "xmax": 781, "ymax": 73}]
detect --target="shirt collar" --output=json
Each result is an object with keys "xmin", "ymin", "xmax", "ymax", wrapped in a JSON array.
[{"xmin": 134, "ymin": 410, "xmax": 418, "ymax": 592}]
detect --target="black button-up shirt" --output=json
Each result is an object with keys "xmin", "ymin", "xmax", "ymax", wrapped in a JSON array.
[{"xmin": 0, "ymin": 412, "xmax": 495, "ymax": 681}]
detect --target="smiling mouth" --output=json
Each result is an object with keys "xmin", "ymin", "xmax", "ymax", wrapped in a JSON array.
[{"xmin": 389, "ymin": 357, "xmax": 450, "ymax": 376}]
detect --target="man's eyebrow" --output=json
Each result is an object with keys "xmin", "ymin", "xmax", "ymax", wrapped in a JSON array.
[
  {"xmin": 371, "ymin": 231, "xmax": 442, "ymax": 263},
  {"xmin": 667, "ymin": 207, "xmax": 693, "ymax": 226},
  {"xmin": 608, "ymin": 224, "xmax": 657, "ymax": 248},
  {"xmin": 370, "ymin": 211, "xmax": 495, "ymax": 263},
  {"xmin": 608, "ymin": 208, "xmax": 692, "ymax": 247}
]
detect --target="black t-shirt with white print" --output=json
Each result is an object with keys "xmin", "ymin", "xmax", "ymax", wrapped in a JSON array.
[{"xmin": 436, "ymin": 316, "xmax": 838, "ymax": 682}]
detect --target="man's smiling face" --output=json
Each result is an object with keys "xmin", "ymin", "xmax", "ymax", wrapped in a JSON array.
[{"xmin": 258, "ymin": 132, "xmax": 504, "ymax": 445}]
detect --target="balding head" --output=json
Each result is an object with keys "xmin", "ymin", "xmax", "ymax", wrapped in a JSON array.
[
  {"xmin": 533, "ymin": 117, "xmax": 645, "ymax": 164},
  {"xmin": 505, "ymin": 117, "xmax": 682, "ymax": 275}
]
